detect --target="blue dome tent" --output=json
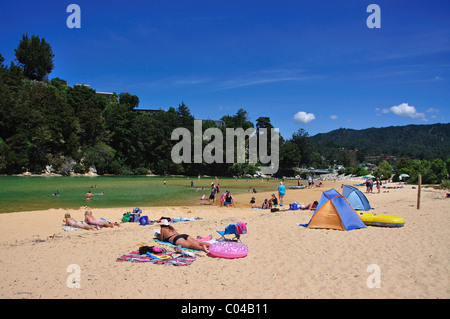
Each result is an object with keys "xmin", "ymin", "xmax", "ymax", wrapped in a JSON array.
[{"xmin": 342, "ymin": 185, "xmax": 372, "ymax": 211}]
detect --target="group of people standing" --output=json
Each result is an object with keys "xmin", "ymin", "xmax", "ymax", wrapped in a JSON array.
[
  {"xmin": 365, "ymin": 178, "xmax": 382, "ymax": 193},
  {"xmin": 209, "ymin": 182, "xmax": 235, "ymax": 206}
]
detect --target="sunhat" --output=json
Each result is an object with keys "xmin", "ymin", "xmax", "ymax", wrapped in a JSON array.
[{"xmin": 158, "ymin": 219, "xmax": 170, "ymax": 226}]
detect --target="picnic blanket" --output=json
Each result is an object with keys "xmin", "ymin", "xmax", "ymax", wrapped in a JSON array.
[{"xmin": 116, "ymin": 250, "xmax": 197, "ymax": 266}]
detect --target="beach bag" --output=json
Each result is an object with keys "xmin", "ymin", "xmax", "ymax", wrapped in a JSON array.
[
  {"xmin": 139, "ymin": 215, "xmax": 149, "ymax": 226},
  {"xmin": 121, "ymin": 212, "xmax": 131, "ymax": 222},
  {"xmin": 139, "ymin": 246, "xmax": 166, "ymax": 255},
  {"xmin": 271, "ymin": 208, "xmax": 279, "ymax": 212},
  {"xmin": 133, "ymin": 207, "xmax": 142, "ymax": 214},
  {"xmin": 130, "ymin": 213, "xmax": 140, "ymax": 222}
]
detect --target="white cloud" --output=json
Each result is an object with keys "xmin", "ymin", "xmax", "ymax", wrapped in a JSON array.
[
  {"xmin": 294, "ymin": 111, "xmax": 315, "ymax": 124},
  {"xmin": 330, "ymin": 115, "xmax": 338, "ymax": 120},
  {"xmin": 389, "ymin": 103, "xmax": 425, "ymax": 118},
  {"xmin": 427, "ymin": 108, "xmax": 439, "ymax": 119},
  {"xmin": 375, "ymin": 107, "xmax": 390, "ymax": 116}
]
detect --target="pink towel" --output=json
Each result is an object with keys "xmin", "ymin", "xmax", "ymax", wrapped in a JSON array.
[{"xmin": 236, "ymin": 222, "xmax": 247, "ymax": 235}]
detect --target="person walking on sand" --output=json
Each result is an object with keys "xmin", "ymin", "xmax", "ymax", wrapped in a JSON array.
[
  {"xmin": 278, "ymin": 182, "xmax": 286, "ymax": 206},
  {"xmin": 209, "ymin": 182, "xmax": 217, "ymax": 204}
]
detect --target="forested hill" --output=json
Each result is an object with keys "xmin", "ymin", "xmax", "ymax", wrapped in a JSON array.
[{"xmin": 310, "ymin": 123, "xmax": 450, "ymax": 161}]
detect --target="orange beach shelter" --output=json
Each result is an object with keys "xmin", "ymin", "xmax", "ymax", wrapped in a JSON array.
[{"xmin": 300, "ymin": 188, "xmax": 367, "ymax": 231}]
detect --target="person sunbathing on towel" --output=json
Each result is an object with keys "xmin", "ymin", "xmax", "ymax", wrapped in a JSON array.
[
  {"xmin": 156, "ymin": 218, "xmax": 209, "ymax": 253},
  {"xmin": 63, "ymin": 213, "xmax": 98, "ymax": 230},
  {"xmin": 299, "ymin": 201, "xmax": 319, "ymax": 210},
  {"xmin": 84, "ymin": 210, "xmax": 120, "ymax": 228}
]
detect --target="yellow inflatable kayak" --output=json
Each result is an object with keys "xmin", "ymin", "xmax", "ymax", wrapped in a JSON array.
[{"xmin": 358, "ymin": 212, "xmax": 405, "ymax": 227}]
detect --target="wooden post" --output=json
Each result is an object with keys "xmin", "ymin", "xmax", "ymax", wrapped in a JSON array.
[{"xmin": 417, "ymin": 174, "xmax": 422, "ymax": 209}]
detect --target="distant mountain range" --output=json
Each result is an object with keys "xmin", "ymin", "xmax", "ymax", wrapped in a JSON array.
[{"xmin": 310, "ymin": 123, "xmax": 450, "ymax": 161}]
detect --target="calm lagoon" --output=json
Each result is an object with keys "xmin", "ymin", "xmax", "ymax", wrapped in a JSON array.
[{"xmin": 0, "ymin": 175, "xmax": 282, "ymax": 213}]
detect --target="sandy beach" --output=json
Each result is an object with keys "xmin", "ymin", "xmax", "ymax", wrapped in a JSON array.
[{"xmin": 0, "ymin": 179, "xmax": 448, "ymax": 299}]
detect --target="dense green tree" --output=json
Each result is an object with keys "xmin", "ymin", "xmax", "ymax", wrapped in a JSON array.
[
  {"xmin": 221, "ymin": 108, "xmax": 253, "ymax": 130},
  {"xmin": 279, "ymin": 140, "xmax": 301, "ymax": 169},
  {"xmin": 374, "ymin": 160, "xmax": 393, "ymax": 180},
  {"xmin": 446, "ymin": 159, "xmax": 450, "ymax": 178},
  {"xmin": 291, "ymin": 128, "xmax": 313, "ymax": 167},
  {"xmin": 83, "ymin": 142, "xmax": 116, "ymax": 175},
  {"xmin": 118, "ymin": 92, "xmax": 139, "ymax": 110},
  {"xmin": 14, "ymin": 34, "xmax": 54, "ymax": 81},
  {"xmin": 396, "ymin": 157, "xmax": 412, "ymax": 170},
  {"xmin": 430, "ymin": 159, "xmax": 447, "ymax": 183},
  {"xmin": 66, "ymin": 84, "xmax": 107, "ymax": 146}
]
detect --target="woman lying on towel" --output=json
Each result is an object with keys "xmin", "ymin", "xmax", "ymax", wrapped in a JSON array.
[
  {"xmin": 84, "ymin": 210, "xmax": 121, "ymax": 228},
  {"xmin": 156, "ymin": 218, "xmax": 210, "ymax": 253},
  {"xmin": 64, "ymin": 213, "xmax": 98, "ymax": 230}
]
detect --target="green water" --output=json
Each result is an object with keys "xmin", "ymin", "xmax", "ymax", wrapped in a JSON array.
[{"xmin": 0, "ymin": 176, "xmax": 287, "ymax": 213}]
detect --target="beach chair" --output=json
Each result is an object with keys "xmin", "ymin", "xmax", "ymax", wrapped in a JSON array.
[{"xmin": 216, "ymin": 222, "xmax": 247, "ymax": 242}]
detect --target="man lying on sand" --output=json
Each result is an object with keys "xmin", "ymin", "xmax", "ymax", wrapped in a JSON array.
[{"xmin": 63, "ymin": 213, "xmax": 98, "ymax": 230}]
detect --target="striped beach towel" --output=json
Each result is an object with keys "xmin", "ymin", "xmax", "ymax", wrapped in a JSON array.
[{"xmin": 116, "ymin": 250, "xmax": 196, "ymax": 266}]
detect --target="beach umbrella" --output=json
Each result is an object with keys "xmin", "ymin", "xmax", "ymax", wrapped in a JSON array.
[
  {"xmin": 399, "ymin": 173, "xmax": 409, "ymax": 178},
  {"xmin": 363, "ymin": 174, "xmax": 375, "ymax": 179}
]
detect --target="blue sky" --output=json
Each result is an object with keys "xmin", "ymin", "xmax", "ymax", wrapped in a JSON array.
[{"xmin": 1, "ymin": 0, "xmax": 449, "ymax": 138}]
